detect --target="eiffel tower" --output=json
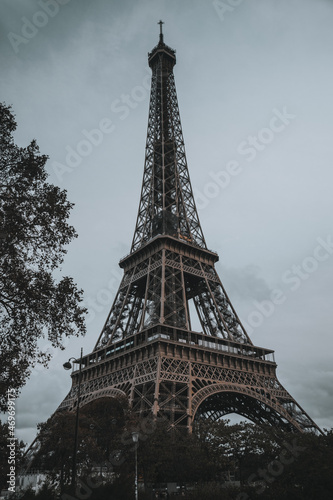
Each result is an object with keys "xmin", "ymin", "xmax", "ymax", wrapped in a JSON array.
[{"xmin": 58, "ymin": 23, "xmax": 320, "ymax": 434}]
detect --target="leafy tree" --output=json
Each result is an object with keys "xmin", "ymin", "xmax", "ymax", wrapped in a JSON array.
[
  {"xmin": 16, "ymin": 414, "xmax": 333, "ymax": 499},
  {"xmin": 19, "ymin": 483, "xmax": 58, "ymax": 500},
  {"xmin": 138, "ymin": 418, "xmax": 223, "ymax": 487},
  {"xmin": 193, "ymin": 418, "xmax": 303, "ymax": 484},
  {"xmin": 31, "ymin": 397, "xmax": 128, "ymax": 493},
  {"xmin": 256, "ymin": 428, "xmax": 333, "ymax": 500},
  {"xmin": 32, "ymin": 411, "xmax": 77, "ymax": 491},
  {"xmin": 0, "ymin": 102, "xmax": 86, "ymax": 410}
]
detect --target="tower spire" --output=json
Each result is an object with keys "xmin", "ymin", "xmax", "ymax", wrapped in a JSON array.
[{"xmin": 158, "ymin": 19, "xmax": 164, "ymax": 43}]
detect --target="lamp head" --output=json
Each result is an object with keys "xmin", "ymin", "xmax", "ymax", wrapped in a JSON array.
[{"xmin": 132, "ymin": 431, "xmax": 139, "ymax": 443}]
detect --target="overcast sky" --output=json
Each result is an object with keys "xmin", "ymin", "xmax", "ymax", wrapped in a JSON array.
[{"xmin": 1, "ymin": 0, "xmax": 333, "ymax": 444}]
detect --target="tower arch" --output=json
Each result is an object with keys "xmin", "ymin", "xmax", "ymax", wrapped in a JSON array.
[{"xmin": 191, "ymin": 383, "xmax": 303, "ymax": 432}]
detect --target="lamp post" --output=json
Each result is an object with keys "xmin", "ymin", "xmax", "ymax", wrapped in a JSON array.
[
  {"xmin": 131, "ymin": 431, "xmax": 139, "ymax": 500},
  {"xmin": 63, "ymin": 347, "xmax": 83, "ymax": 493}
]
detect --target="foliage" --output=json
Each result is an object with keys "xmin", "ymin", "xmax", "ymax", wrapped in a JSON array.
[
  {"xmin": 19, "ymin": 483, "xmax": 58, "ymax": 500},
  {"xmin": 251, "ymin": 428, "xmax": 333, "ymax": 500},
  {"xmin": 138, "ymin": 419, "xmax": 218, "ymax": 484},
  {"xmin": 31, "ymin": 397, "xmax": 128, "ymax": 492},
  {"xmin": 190, "ymin": 481, "xmax": 241, "ymax": 500},
  {"xmin": 20, "ymin": 414, "xmax": 333, "ymax": 499},
  {"xmin": 19, "ymin": 480, "xmax": 134, "ymax": 500},
  {"xmin": 138, "ymin": 419, "xmax": 333, "ymax": 499},
  {"xmin": 88, "ymin": 478, "xmax": 133, "ymax": 500},
  {"xmin": 0, "ymin": 102, "xmax": 86, "ymax": 410}
]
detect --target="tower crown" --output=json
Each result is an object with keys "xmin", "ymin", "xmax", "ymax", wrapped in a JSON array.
[{"xmin": 148, "ymin": 22, "xmax": 176, "ymax": 68}]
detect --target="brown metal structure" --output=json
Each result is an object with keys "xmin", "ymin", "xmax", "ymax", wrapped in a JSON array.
[{"xmin": 59, "ymin": 26, "xmax": 320, "ymax": 433}]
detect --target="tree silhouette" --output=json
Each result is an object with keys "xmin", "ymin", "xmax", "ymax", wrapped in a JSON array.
[
  {"xmin": 32, "ymin": 397, "xmax": 128, "ymax": 493},
  {"xmin": 0, "ymin": 102, "xmax": 86, "ymax": 410}
]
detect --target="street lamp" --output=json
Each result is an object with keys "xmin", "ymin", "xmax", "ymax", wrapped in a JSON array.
[
  {"xmin": 131, "ymin": 431, "xmax": 139, "ymax": 500},
  {"xmin": 63, "ymin": 347, "xmax": 83, "ymax": 493}
]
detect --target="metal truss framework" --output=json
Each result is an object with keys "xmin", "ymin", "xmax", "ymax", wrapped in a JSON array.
[
  {"xmin": 58, "ymin": 29, "xmax": 321, "ymax": 434},
  {"xmin": 60, "ymin": 331, "xmax": 319, "ymax": 433},
  {"xmin": 131, "ymin": 33, "xmax": 205, "ymax": 253},
  {"xmin": 94, "ymin": 244, "xmax": 252, "ymax": 348}
]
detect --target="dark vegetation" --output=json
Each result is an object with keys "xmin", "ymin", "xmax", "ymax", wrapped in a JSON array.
[
  {"xmin": 0, "ymin": 102, "xmax": 86, "ymax": 411},
  {"xmin": 14, "ymin": 397, "xmax": 333, "ymax": 500}
]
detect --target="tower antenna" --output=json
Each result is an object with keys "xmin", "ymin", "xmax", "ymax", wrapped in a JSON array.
[{"xmin": 158, "ymin": 19, "xmax": 164, "ymax": 43}]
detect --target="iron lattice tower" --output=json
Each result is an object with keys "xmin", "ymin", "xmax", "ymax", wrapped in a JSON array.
[{"xmin": 59, "ymin": 25, "xmax": 320, "ymax": 433}]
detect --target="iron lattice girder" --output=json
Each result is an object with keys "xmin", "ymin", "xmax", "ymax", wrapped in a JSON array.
[
  {"xmin": 197, "ymin": 392, "xmax": 290, "ymax": 429},
  {"xmin": 59, "ymin": 334, "xmax": 319, "ymax": 433},
  {"xmin": 94, "ymin": 236, "xmax": 250, "ymax": 349}
]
